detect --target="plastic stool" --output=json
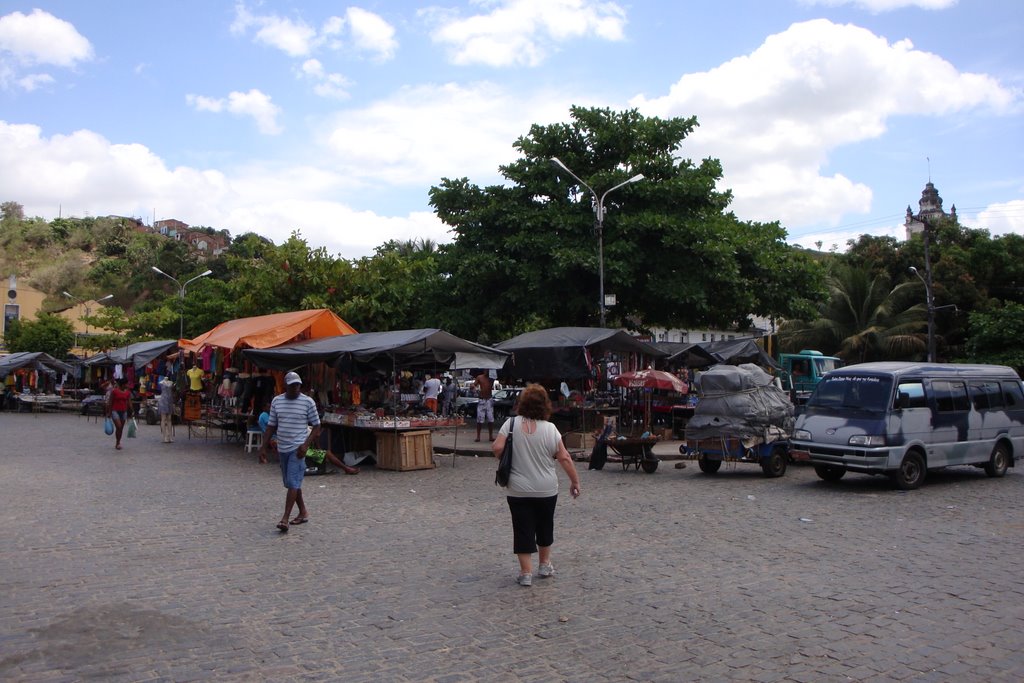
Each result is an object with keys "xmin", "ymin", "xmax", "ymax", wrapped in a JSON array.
[{"xmin": 245, "ymin": 429, "xmax": 263, "ymax": 453}]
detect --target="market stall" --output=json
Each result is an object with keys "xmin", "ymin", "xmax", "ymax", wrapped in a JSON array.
[
  {"xmin": 0, "ymin": 352, "xmax": 76, "ymax": 411},
  {"xmin": 494, "ymin": 327, "xmax": 666, "ymax": 445},
  {"xmin": 177, "ymin": 309, "xmax": 358, "ymax": 439},
  {"xmin": 242, "ymin": 328, "xmax": 509, "ymax": 470}
]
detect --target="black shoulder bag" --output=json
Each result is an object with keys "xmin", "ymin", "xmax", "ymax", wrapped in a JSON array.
[{"xmin": 495, "ymin": 417, "xmax": 515, "ymax": 487}]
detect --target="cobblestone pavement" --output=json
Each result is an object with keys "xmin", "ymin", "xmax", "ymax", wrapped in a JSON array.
[{"xmin": 2, "ymin": 413, "xmax": 1024, "ymax": 682}]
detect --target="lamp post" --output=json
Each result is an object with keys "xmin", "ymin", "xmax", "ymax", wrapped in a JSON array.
[
  {"xmin": 62, "ymin": 292, "xmax": 113, "ymax": 346},
  {"xmin": 151, "ymin": 267, "xmax": 213, "ymax": 338},
  {"xmin": 551, "ymin": 157, "xmax": 644, "ymax": 328},
  {"xmin": 908, "ymin": 266, "xmax": 935, "ymax": 363}
]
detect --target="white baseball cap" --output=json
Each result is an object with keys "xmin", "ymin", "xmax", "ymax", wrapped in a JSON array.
[{"xmin": 285, "ymin": 371, "xmax": 302, "ymax": 385}]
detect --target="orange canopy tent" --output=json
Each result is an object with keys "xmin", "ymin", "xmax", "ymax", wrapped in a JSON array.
[{"xmin": 179, "ymin": 309, "xmax": 357, "ymax": 353}]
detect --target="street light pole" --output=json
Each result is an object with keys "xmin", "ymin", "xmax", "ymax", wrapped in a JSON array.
[
  {"xmin": 62, "ymin": 292, "xmax": 113, "ymax": 350},
  {"xmin": 551, "ymin": 157, "xmax": 644, "ymax": 328},
  {"xmin": 151, "ymin": 267, "xmax": 213, "ymax": 339},
  {"xmin": 908, "ymin": 266, "xmax": 935, "ymax": 363}
]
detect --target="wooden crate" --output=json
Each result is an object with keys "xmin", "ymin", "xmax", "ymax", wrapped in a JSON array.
[{"xmin": 375, "ymin": 430, "xmax": 435, "ymax": 471}]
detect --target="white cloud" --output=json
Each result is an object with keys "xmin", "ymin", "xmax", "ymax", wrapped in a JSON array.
[
  {"xmin": 231, "ymin": 4, "xmax": 397, "ymax": 60},
  {"xmin": 428, "ymin": 0, "xmax": 627, "ymax": 67},
  {"xmin": 345, "ymin": 7, "xmax": 398, "ymax": 61},
  {"xmin": 974, "ymin": 200, "xmax": 1024, "ymax": 237},
  {"xmin": 230, "ymin": 3, "xmax": 316, "ymax": 57},
  {"xmin": 0, "ymin": 120, "xmax": 451, "ymax": 259},
  {"xmin": 631, "ymin": 19, "xmax": 1017, "ymax": 232},
  {"xmin": 322, "ymin": 81, "xmax": 579, "ymax": 185},
  {"xmin": 186, "ymin": 89, "xmax": 283, "ymax": 135},
  {"xmin": 298, "ymin": 59, "xmax": 352, "ymax": 99},
  {"xmin": 0, "ymin": 8, "xmax": 93, "ymax": 90},
  {"xmin": 16, "ymin": 73, "xmax": 55, "ymax": 92},
  {"xmin": 800, "ymin": 0, "xmax": 957, "ymax": 12}
]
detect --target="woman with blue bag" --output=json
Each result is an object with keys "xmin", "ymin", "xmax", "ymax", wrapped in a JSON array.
[{"xmin": 106, "ymin": 378, "xmax": 135, "ymax": 450}]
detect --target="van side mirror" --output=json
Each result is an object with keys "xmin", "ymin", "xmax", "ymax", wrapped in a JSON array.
[{"xmin": 897, "ymin": 392, "xmax": 910, "ymax": 410}]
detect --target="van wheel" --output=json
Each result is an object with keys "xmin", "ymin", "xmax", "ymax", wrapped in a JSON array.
[
  {"xmin": 814, "ymin": 464, "xmax": 846, "ymax": 482},
  {"xmin": 984, "ymin": 443, "xmax": 1010, "ymax": 478},
  {"xmin": 761, "ymin": 447, "xmax": 787, "ymax": 478},
  {"xmin": 892, "ymin": 452, "xmax": 925, "ymax": 490},
  {"xmin": 698, "ymin": 455, "xmax": 721, "ymax": 474}
]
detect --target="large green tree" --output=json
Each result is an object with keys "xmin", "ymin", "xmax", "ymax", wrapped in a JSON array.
[
  {"xmin": 4, "ymin": 311, "xmax": 76, "ymax": 358},
  {"xmin": 430, "ymin": 106, "xmax": 825, "ymax": 341}
]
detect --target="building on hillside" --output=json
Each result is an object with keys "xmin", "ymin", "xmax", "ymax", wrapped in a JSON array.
[
  {"xmin": 905, "ymin": 181, "xmax": 957, "ymax": 240},
  {"xmin": 644, "ymin": 316, "xmax": 773, "ymax": 344},
  {"xmin": 1, "ymin": 275, "xmax": 113, "ymax": 355},
  {"xmin": 155, "ymin": 219, "xmax": 189, "ymax": 240}
]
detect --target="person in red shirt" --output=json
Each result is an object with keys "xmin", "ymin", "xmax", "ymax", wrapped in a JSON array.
[{"xmin": 106, "ymin": 378, "xmax": 135, "ymax": 450}]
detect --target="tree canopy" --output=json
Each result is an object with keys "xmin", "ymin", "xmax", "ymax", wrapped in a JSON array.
[{"xmin": 429, "ymin": 106, "xmax": 825, "ymax": 341}]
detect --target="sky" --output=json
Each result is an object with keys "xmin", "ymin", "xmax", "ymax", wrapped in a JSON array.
[{"xmin": 0, "ymin": 0, "xmax": 1021, "ymax": 260}]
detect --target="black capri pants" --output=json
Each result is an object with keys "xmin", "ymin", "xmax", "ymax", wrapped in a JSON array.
[{"xmin": 507, "ymin": 495, "xmax": 558, "ymax": 554}]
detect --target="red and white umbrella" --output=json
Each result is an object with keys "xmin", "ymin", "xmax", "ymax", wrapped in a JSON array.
[{"xmin": 613, "ymin": 369, "xmax": 687, "ymax": 393}]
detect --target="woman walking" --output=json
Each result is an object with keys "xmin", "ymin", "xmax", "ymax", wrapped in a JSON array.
[
  {"xmin": 492, "ymin": 383, "xmax": 581, "ymax": 587},
  {"xmin": 106, "ymin": 378, "xmax": 135, "ymax": 450}
]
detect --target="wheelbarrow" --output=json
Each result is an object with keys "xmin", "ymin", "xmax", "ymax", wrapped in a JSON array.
[{"xmin": 608, "ymin": 436, "xmax": 661, "ymax": 473}]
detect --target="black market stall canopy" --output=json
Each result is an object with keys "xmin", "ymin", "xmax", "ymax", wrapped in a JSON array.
[
  {"xmin": 83, "ymin": 340, "xmax": 179, "ymax": 369},
  {"xmin": 0, "ymin": 351, "xmax": 75, "ymax": 378},
  {"xmin": 495, "ymin": 327, "xmax": 666, "ymax": 380},
  {"xmin": 651, "ymin": 342, "xmax": 719, "ymax": 369},
  {"xmin": 240, "ymin": 329, "xmax": 510, "ymax": 372}
]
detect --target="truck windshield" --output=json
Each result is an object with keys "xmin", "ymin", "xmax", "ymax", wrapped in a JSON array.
[{"xmin": 806, "ymin": 375, "xmax": 893, "ymax": 412}]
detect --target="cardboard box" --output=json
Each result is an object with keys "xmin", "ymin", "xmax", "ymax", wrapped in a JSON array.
[
  {"xmin": 375, "ymin": 430, "xmax": 435, "ymax": 471},
  {"xmin": 563, "ymin": 432, "xmax": 596, "ymax": 450}
]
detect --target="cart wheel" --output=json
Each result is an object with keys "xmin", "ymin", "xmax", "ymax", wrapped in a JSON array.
[
  {"xmin": 760, "ymin": 446, "xmax": 787, "ymax": 478},
  {"xmin": 641, "ymin": 458, "xmax": 659, "ymax": 473},
  {"xmin": 697, "ymin": 455, "xmax": 721, "ymax": 474}
]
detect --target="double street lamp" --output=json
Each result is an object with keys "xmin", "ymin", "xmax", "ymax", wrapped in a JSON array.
[
  {"xmin": 151, "ymin": 267, "xmax": 213, "ymax": 339},
  {"xmin": 551, "ymin": 157, "xmax": 644, "ymax": 328},
  {"xmin": 62, "ymin": 291, "xmax": 113, "ymax": 339}
]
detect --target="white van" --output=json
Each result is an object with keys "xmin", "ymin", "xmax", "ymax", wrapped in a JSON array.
[{"xmin": 790, "ymin": 362, "xmax": 1024, "ymax": 489}]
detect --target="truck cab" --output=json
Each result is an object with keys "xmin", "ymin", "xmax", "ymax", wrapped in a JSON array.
[{"xmin": 779, "ymin": 350, "xmax": 842, "ymax": 402}]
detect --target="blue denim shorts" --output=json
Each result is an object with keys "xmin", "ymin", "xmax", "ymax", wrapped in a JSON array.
[{"xmin": 279, "ymin": 449, "xmax": 305, "ymax": 489}]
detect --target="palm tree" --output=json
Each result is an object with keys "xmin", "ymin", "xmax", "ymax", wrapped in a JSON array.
[{"xmin": 780, "ymin": 264, "xmax": 927, "ymax": 363}]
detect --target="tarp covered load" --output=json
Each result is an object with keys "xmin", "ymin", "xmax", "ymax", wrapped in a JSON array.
[
  {"xmin": 241, "ymin": 328, "xmax": 509, "ymax": 372},
  {"xmin": 495, "ymin": 327, "xmax": 665, "ymax": 380},
  {"xmin": 179, "ymin": 309, "xmax": 356, "ymax": 353},
  {"xmin": 685, "ymin": 363, "xmax": 793, "ymax": 441}
]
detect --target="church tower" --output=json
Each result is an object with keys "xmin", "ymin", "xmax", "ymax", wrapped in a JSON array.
[{"xmin": 905, "ymin": 181, "xmax": 957, "ymax": 240}]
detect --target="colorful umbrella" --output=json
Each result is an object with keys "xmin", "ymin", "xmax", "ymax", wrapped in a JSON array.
[{"xmin": 612, "ymin": 369, "xmax": 687, "ymax": 393}]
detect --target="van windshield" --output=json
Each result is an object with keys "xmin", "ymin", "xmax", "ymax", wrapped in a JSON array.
[{"xmin": 806, "ymin": 375, "xmax": 893, "ymax": 413}]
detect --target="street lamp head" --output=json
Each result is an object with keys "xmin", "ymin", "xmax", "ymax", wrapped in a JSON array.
[
  {"xmin": 152, "ymin": 266, "xmax": 168, "ymax": 276},
  {"xmin": 62, "ymin": 291, "xmax": 74, "ymax": 299},
  {"xmin": 97, "ymin": 294, "xmax": 114, "ymax": 303},
  {"xmin": 200, "ymin": 269, "xmax": 213, "ymax": 277},
  {"xmin": 627, "ymin": 173, "xmax": 645, "ymax": 183},
  {"xmin": 908, "ymin": 266, "xmax": 918, "ymax": 275}
]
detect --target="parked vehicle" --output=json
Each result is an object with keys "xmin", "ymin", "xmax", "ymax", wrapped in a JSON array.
[
  {"xmin": 779, "ymin": 350, "xmax": 842, "ymax": 403},
  {"xmin": 790, "ymin": 362, "xmax": 1024, "ymax": 489},
  {"xmin": 457, "ymin": 387, "xmax": 522, "ymax": 423}
]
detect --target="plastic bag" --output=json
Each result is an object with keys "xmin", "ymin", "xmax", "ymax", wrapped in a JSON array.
[
  {"xmin": 127, "ymin": 418, "xmax": 138, "ymax": 438},
  {"xmin": 104, "ymin": 417, "xmax": 114, "ymax": 435}
]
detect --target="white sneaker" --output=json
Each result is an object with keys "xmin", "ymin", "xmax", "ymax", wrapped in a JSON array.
[
  {"xmin": 516, "ymin": 573, "xmax": 532, "ymax": 587},
  {"xmin": 537, "ymin": 563, "xmax": 555, "ymax": 578}
]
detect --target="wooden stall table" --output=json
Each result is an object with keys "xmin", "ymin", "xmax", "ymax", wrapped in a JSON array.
[{"xmin": 322, "ymin": 413, "xmax": 465, "ymax": 471}]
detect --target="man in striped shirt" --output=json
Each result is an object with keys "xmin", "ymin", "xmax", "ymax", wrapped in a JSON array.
[{"xmin": 260, "ymin": 372, "xmax": 321, "ymax": 533}]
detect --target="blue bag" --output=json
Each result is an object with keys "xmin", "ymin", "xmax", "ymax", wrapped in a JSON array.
[{"xmin": 104, "ymin": 417, "xmax": 114, "ymax": 435}]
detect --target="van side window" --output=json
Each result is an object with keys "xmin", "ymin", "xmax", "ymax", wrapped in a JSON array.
[
  {"xmin": 895, "ymin": 381, "xmax": 926, "ymax": 409},
  {"xmin": 969, "ymin": 382, "xmax": 1003, "ymax": 411},
  {"xmin": 1001, "ymin": 381, "xmax": 1024, "ymax": 408},
  {"xmin": 932, "ymin": 380, "xmax": 969, "ymax": 412}
]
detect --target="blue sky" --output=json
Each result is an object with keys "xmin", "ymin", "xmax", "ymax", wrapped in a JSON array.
[{"xmin": 1, "ymin": 0, "xmax": 1021, "ymax": 259}]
